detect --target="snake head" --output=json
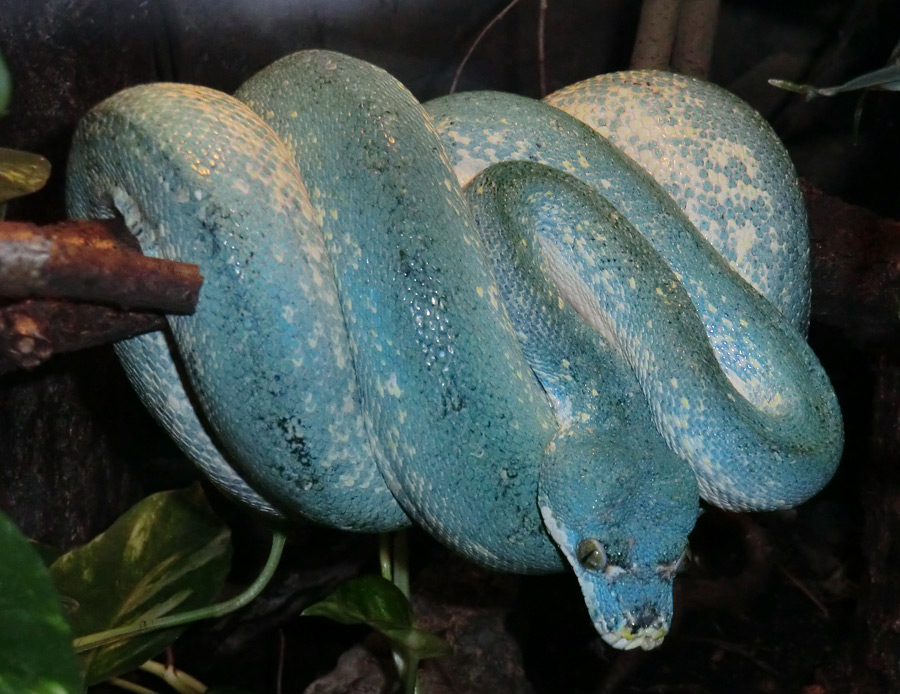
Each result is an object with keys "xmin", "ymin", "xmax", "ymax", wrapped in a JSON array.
[{"xmin": 539, "ymin": 429, "xmax": 699, "ymax": 650}]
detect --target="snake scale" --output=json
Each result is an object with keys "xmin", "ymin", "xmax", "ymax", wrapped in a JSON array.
[{"xmin": 65, "ymin": 50, "xmax": 843, "ymax": 650}]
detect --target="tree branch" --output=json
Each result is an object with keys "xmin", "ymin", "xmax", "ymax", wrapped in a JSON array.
[
  {"xmin": 0, "ymin": 219, "xmax": 201, "ymax": 313},
  {"xmin": 671, "ymin": 0, "xmax": 720, "ymax": 78},
  {"xmin": 0, "ymin": 299, "xmax": 165, "ymax": 373},
  {"xmin": 630, "ymin": 0, "xmax": 681, "ymax": 71},
  {"xmin": 0, "ymin": 184, "xmax": 893, "ymax": 375},
  {"xmin": 631, "ymin": 0, "xmax": 720, "ymax": 78},
  {"xmin": 0, "ymin": 218, "xmax": 202, "ymax": 374}
]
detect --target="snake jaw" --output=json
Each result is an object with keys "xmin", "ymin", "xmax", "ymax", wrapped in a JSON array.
[
  {"xmin": 580, "ymin": 578, "xmax": 672, "ymax": 651},
  {"xmin": 538, "ymin": 428, "xmax": 698, "ymax": 651},
  {"xmin": 541, "ymin": 497, "xmax": 678, "ymax": 652},
  {"xmin": 598, "ymin": 611, "xmax": 669, "ymax": 651},
  {"xmin": 601, "ymin": 623, "xmax": 668, "ymax": 651}
]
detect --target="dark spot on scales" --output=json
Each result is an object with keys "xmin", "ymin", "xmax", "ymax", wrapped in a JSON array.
[
  {"xmin": 277, "ymin": 416, "xmax": 313, "ymax": 468},
  {"xmin": 441, "ymin": 390, "xmax": 466, "ymax": 416}
]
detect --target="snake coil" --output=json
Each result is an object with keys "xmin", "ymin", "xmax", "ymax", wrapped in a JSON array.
[{"xmin": 66, "ymin": 50, "xmax": 842, "ymax": 650}]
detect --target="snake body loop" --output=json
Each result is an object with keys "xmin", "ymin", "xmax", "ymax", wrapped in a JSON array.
[
  {"xmin": 426, "ymin": 87, "xmax": 841, "ymax": 512},
  {"xmin": 66, "ymin": 50, "xmax": 843, "ymax": 650}
]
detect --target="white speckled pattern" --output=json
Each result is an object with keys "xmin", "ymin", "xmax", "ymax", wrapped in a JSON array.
[
  {"xmin": 545, "ymin": 70, "xmax": 810, "ymax": 332},
  {"xmin": 67, "ymin": 81, "xmax": 408, "ymax": 532},
  {"xmin": 65, "ymin": 53, "xmax": 842, "ymax": 649}
]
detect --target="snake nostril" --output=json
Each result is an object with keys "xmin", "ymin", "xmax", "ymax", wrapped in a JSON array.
[{"xmin": 629, "ymin": 607, "xmax": 661, "ymax": 632}]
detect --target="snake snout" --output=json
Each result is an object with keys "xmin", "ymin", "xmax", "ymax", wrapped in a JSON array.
[
  {"xmin": 601, "ymin": 607, "xmax": 669, "ymax": 651},
  {"xmin": 629, "ymin": 606, "xmax": 664, "ymax": 632}
]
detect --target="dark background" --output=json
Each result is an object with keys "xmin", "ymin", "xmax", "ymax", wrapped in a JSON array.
[{"xmin": 1, "ymin": 1, "xmax": 899, "ymax": 692}]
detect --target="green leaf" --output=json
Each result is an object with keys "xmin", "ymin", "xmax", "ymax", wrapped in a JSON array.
[
  {"xmin": 50, "ymin": 484, "xmax": 232, "ymax": 685},
  {"xmin": 0, "ymin": 52, "xmax": 10, "ymax": 114},
  {"xmin": 769, "ymin": 63, "xmax": 900, "ymax": 100},
  {"xmin": 303, "ymin": 575, "xmax": 450, "ymax": 660},
  {"xmin": 0, "ymin": 509, "xmax": 83, "ymax": 694},
  {"xmin": 0, "ymin": 148, "xmax": 51, "ymax": 203},
  {"xmin": 29, "ymin": 540, "xmax": 63, "ymax": 567},
  {"xmin": 303, "ymin": 575, "xmax": 413, "ymax": 628},
  {"xmin": 381, "ymin": 626, "xmax": 452, "ymax": 660}
]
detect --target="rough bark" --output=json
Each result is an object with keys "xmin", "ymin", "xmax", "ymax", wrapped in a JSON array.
[{"xmin": 0, "ymin": 219, "xmax": 201, "ymax": 373}]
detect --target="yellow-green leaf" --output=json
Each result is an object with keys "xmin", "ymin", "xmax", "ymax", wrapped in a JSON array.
[
  {"xmin": 50, "ymin": 485, "xmax": 232, "ymax": 685},
  {"xmin": 303, "ymin": 575, "xmax": 450, "ymax": 661},
  {"xmin": 303, "ymin": 575, "xmax": 413, "ymax": 628},
  {"xmin": 0, "ymin": 148, "xmax": 51, "ymax": 203},
  {"xmin": 381, "ymin": 626, "xmax": 452, "ymax": 660}
]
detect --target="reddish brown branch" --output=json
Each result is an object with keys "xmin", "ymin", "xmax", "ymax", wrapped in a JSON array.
[
  {"xmin": 0, "ymin": 184, "xmax": 895, "ymax": 375},
  {"xmin": 0, "ymin": 300, "xmax": 165, "ymax": 373},
  {"xmin": 0, "ymin": 218, "xmax": 202, "ymax": 374},
  {"xmin": 0, "ymin": 219, "xmax": 201, "ymax": 313}
]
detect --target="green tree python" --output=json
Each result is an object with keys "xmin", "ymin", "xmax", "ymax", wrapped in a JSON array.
[{"xmin": 65, "ymin": 50, "xmax": 843, "ymax": 650}]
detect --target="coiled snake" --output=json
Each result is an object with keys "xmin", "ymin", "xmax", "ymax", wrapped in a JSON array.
[{"xmin": 66, "ymin": 50, "xmax": 842, "ymax": 650}]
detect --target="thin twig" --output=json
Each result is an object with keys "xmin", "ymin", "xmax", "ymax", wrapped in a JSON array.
[
  {"xmin": 140, "ymin": 660, "xmax": 207, "ymax": 694},
  {"xmin": 277, "ymin": 629, "xmax": 286, "ymax": 694},
  {"xmin": 451, "ymin": 0, "xmax": 525, "ymax": 93},
  {"xmin": 537, "ymin": 0, "xmax": 548, "ymax": 96},
  {"xmin": 778, "ymin": 564, "xmax": 830, "ymax": 618}
]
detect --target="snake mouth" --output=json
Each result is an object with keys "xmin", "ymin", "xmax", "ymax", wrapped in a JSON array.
[
  {"xmin": 600, "ymin": 623, "xmax": 668, "ymax": 651},
  {"xmin": 598, "ymin": 607, "xmax": 669, "ymax": 651}
]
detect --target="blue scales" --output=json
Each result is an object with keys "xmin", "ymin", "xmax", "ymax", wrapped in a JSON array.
[{"xmin": 65, "ymin": 50, "xmax": 843, "ymax": 650}]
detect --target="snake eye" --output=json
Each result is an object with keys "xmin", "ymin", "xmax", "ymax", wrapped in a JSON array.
[{"xmin": 576, "ymin": 539, "xmax": 607, "ymax": 571}]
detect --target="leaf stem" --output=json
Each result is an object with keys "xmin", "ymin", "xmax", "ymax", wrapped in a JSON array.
[
  {"xmin": 379, "ymin": 531, "xmax": 419, "ymax": 693},
  {"xmin": 392, "ymin": 531, "xmax": 410, "ymax": 599},
  {"xmin": 140, "ymin": 659, "xmax": 207, "ymax": 694},
  {"xmin": 108, "ymin": 677, "xmax": 162, "ymax": 694},
  {"xmin": 401, "ymin": 652, "xmax": 421, "ymax": 694},
  {"xmin": 73, "ymin": 530, "xmax": 286, "ymax": 653},
  {"xmin": 379, "ymin": 533, "xmax": 393, "ymax": 582}
]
